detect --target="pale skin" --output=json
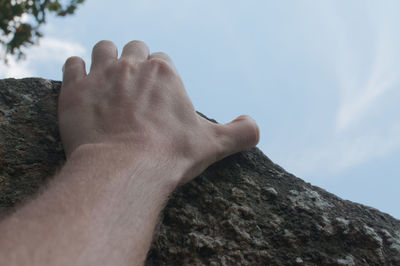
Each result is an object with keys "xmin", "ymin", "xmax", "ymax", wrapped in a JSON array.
[{"xmin": 0, "ymin": 40, "xmax": 260, "ymax": 266}]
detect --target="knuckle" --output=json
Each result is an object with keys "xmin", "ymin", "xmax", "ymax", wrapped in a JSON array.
[
  {"xmin": 118, "ymin": 58, "xmax": 134, "ymax": 70},
  {"xmin": 118, "ymin": 58, "xmax": 136, "ymax": 72},
  {"xmin": 152, "ymin": 52, "xmax": 170, "ymax": 60},
  {"xmin": 148, "ymin": 58, "xmax": 173, "ymax": 74}
]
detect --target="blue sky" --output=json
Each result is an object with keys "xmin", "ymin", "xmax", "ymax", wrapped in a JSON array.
[{"xmin": 1, "ymin": 0, "xmax": 399, "ymax": 219}]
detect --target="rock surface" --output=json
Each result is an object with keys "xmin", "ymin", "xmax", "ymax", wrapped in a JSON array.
[{"xmin": 1, "ymin": 78, "xmax": 400, "ymax": 265}]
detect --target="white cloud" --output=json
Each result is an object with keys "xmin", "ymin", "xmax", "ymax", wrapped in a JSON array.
[
  {"xmin": 29, "ymin": 38, "xmax": 86, "ymax": 62},
  {"xmin": 0, "ymin": 37, "xmax": 86, "ymax": 79},
  {"xmin": 0, "ymin": 56, "xmax": 35, "ymax": 78}
]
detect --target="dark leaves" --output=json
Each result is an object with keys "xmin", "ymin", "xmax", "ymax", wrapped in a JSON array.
[{"xmin": 0, "ymin": 0, "xmax": 86, "ymax": 63}]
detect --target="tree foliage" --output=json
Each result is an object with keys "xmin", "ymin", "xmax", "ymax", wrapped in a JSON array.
[{"xmin": 0, "ymin": 0, "xmax": 85, "ymax": 62}]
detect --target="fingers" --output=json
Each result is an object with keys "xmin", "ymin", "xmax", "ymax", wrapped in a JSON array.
[
  {"xmin": 90, "ymin": 40, "xmax": 118, "ymax": 72},
  {"xmin": 213, "ymin": 115, "xmax": 260, "ymax": 160},
  {"xmin": 62, "ymin": 56, "xmax": 86, "ymax": 86},
  {"xmin": 120, "ymin": 40, "xmax": 150, "ymax": 63}
]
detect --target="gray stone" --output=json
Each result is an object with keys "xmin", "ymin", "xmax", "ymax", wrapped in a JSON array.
[{"xmin": 1, "ymin": 78, "xmax": 400, "ymax": 265}]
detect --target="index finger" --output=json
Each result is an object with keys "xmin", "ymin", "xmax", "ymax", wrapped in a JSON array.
[{"xmin": 62, "ymin": 56, "xmax": 86, "ymax": 86}]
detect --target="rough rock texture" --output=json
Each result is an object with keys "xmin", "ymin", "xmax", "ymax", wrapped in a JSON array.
[{"xmin": 1, "ymin": 78, "xmax": 400, "ymax": 265}]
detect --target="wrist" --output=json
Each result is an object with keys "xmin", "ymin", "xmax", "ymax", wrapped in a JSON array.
[{"xmin": 67, "ymin": 142, "xmax": 182, "ymax": 192}]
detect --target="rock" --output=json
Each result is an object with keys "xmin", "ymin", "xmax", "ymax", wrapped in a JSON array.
[
  {"xmin": 1, "ymin": 78, "xmax": 400, "ymax": 265},
  {"xmin": 337, "ymin": 255, "xmax": 356, "ymax": 266}
]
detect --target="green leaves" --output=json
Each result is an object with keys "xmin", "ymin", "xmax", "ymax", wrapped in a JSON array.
[{"xmin": 0, "ymin": 0, "xmax": 86, "ymax": 63}]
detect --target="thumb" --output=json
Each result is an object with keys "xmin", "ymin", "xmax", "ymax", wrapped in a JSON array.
[{"xmin": 214, "ymin": 115, "xmax": 260, "ymax": 159}]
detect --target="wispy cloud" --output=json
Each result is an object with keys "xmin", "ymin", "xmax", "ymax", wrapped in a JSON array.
[
  {"xmin": 279, "ymin": 2, "xmax": 400, "ymax": 177},
  {"xmin": 335, "ymin": 27, "xmax": 399, "ymax": 133}
]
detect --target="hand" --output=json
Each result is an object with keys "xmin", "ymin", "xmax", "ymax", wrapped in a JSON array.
[{"xmin": 58, "ymin": 40, "xmax": 259, "ymax": 184}]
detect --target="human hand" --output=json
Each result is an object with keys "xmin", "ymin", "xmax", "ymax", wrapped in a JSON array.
[{"xmin": 58, "ymin": 40, "xmax": 259, "ymax": 184}]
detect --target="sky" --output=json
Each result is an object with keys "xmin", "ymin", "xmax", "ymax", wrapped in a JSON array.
[{"xmin": 1, "ymin": 0, "xmax": 399, "ymax": 219}]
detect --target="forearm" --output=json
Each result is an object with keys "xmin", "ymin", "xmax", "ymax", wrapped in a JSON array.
[
  {"xmin": 0, "ymin": 144, "xmax": 179, "ymax": 266},
  {"xmin": 0, "ymin": 39, "xmax": 259, "ymax": 266}
]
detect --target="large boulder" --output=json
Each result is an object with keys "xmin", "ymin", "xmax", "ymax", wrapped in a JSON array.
[{"xmin": 1, "ymin": 78, "xmax": 399, "ymax": 265}]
